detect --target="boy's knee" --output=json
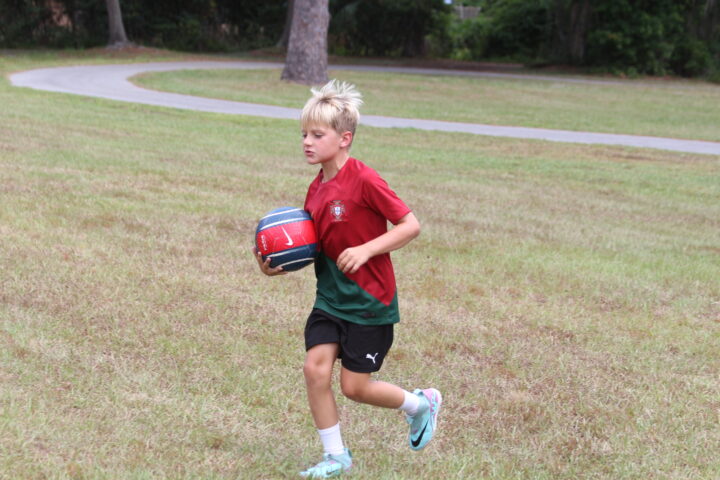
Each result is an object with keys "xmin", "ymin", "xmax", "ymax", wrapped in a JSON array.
[
  {"xmin": 303, "ymin": 359, "xmax": 320, "ymax": 379},
  {"xmin": 303, "ymin": 359, "xmax": 330, "ymax": 387},
  {"xmin": 340, "ymin": 379, "xmax": 365, "ymax": 402}
]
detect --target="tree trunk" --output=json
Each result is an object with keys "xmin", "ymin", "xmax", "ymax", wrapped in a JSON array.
[
  {"xmin": 106, "ymin": 0, "xmax": 130, "ymax": 48},
  {"xmin": 702, "ymin": 0, "xmax": 718, "ymax": 41},
  {"xmin": 281, "ymin": 0, "xmax": 329, "ymax": 85},
  {"xmin": 552, "ymin": 0, "xmax": 591, "ymax": 64},
  {"xmin": 567, "ymin": 0, "xmax": 591, "ymax": 63},
  {"xmin": 277, "ymin": 0, "xmax": 295, "ymax": 49}
]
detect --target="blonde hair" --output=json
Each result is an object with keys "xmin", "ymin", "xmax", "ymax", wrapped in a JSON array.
[{"xmin": 301, "ymin": 79, "xmax": 363, "ymax": 136}]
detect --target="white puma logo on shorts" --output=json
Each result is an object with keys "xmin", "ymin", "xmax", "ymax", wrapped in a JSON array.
[{"xmin": 366, "ymin": 352, "xmax": 379, "ymax": 364}]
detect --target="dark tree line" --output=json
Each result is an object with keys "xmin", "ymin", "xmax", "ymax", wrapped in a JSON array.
[
  {"xmin": 0, "ymin": 0, "xmax": 718, "ymax": 79},
  {"xmin": 0, "ymin": 0, "xmax": 289, "ymax": 51},
  {"xmin": 445, "ymin": 0, "xmax": 719, "ymax": 77}
]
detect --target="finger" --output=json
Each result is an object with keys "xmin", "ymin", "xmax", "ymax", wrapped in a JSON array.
[
  {"xmin": 263, "ymin": 257, "xmax": 287, "ymax": 275},
  {"xmin": 336, "ymin": 256, "xmax": 346, "ymax": 272},
  {"xmin": 258, "ymin": 255, "xmax": 269, "ymax": 269},
  {"xmin": 336, "ymin": 251, "xmax": 346, "ymax": 266},
  {"xmin": 269, "ymin": 265, "xmax": 286, "ymax": 275}
]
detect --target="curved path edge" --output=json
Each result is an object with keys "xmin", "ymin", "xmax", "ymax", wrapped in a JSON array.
[{"xmin": 9, "ymin": 61, "xmax": 720, "ymax": 156}]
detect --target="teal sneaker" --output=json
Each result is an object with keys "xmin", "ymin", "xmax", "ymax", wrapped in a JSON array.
[
  {"xmin": 406, "ymin": 388, "xmax": 442, "ymax": 451},
  {"xmin": 299, "ymin": 449, "xmax": 352, "ymax": 478}
]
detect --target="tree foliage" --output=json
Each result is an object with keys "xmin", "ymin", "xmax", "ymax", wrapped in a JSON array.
[
  {"xmin": 329, "ymin": 0, "xmax": 450, "ymax": 57},
  {"xmin": 584, "ymin": 0, "xmax": 688, "ymax": 75},
  {"xmin": 446, "ymin": 0, "xmax": 719, "ymax": 77},
  {"xmin": 0, "ymin": 0, "xmax": 288, "ymax": 51}
]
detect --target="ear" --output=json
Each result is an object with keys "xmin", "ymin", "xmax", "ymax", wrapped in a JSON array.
[{"xmin": 340, "ymin": 131, "xmax": 353, "ymax": 148}]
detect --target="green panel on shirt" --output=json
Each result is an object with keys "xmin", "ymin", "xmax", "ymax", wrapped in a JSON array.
[{"xmin": 313, "ymin": 253, "xmax": 400, "ymax": 326}]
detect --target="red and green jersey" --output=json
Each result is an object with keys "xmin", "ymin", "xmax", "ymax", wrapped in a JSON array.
[{"xmin": 304, "ymin": 157, "xmax": 411, "ymax": 325}]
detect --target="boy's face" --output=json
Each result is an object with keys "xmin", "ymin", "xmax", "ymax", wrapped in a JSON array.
[{"xmin": 302, "ymin": 123, "xmax": 352, "ymax": 166}]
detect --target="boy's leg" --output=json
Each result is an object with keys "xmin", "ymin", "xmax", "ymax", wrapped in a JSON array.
[
  {"xmin": 304, "ymin": 343, "xmax": 341, "ymax": 429},
  {"xmin": 340, "ymin": 367, "xmax": 442, "ymax": 451},
  {"xmin": 301, "ymin": 344, "xmax": 353, "ymax": 478},
  {"xmin": 339, "ymin": 368, "xmax": 405, "ymax": 408}
]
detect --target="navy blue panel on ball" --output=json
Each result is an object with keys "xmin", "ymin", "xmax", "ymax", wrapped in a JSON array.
[
  {"xmin": 256, "ymin": 207, "xmax": 311, "ymax": 234},
  {"xmin": 267, "ymin": 243, "xmax": 318, "ymax": 271}
]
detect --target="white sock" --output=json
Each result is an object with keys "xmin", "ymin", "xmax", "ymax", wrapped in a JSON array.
[
  {"xmin": 318, "ymin": 423, "xmax": 345, "ymax": 456},
  {"xmin": 399, "ymin": 390, "xmax": 421, "ymax": 416}
]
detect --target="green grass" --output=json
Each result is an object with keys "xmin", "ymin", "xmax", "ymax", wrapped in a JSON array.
[
  {"xmin": 2, "ymin": 49, "xmax": 720, "ymax": 479},
  {"xmin": 134, "ymin": 67, "xmax": 720, "ymax": 142}
]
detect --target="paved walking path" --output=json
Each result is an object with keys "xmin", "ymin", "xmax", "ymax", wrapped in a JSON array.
[{"xmin": 9, "ymin": 61, "xmax": 720, "ymax": 155}]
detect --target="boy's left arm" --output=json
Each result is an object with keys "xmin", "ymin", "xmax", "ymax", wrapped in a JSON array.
[{"xmin": 336, "ymin": 212, "xmax": 420, "ymax": 274}]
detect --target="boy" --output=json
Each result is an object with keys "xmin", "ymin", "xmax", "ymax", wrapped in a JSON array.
[{"xmin": 253, "ymin": 80, "xmax": 441, "ymax": 478}]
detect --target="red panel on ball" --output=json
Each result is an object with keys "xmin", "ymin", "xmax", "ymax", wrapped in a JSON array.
[{"xmin": 256, "ymin": 219, "xmax": 316, "ymax": 256}]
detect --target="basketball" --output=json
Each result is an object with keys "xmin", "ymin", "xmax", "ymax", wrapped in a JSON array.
[{"xmin": 255, "ymin": 207, "xmax": 318, "ymax": 272}]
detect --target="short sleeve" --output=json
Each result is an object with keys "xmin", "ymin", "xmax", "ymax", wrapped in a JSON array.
[{"xmin": 361, "ymin": 170, "xmax": 411, "ymax": 225}]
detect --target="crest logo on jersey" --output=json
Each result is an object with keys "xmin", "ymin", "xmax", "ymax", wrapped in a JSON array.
[{"xmin": 329, "ymin": 200, "xmax": 346, "ymax": 222}]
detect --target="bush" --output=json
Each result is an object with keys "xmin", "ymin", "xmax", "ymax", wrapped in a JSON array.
[
  {"xmin": 436, "ymin": 0, "xmax": 552, "ymax": 64},
  {"xmin": 0, "ymin": 0, "xmax": 78, "ymax": 48},
  {"xmin": 670, "ymin": 37, "xmax": 712, "ymax": 77},
  {"xmin": 329, "ymin": 0, "xmax": 450, "ymax": 57},
  {"xmin": 483, "ymin": 0, "xmax": 551, "ymax": 62},
  {"xmin": 708, "ymin": 68, "xmax": 720, "ymax": 83},
  {"xmin": 440, "ymin": 15, "xmax": 492, "ymax": 61},
  {"xmin": 585, "ymin": 1, "xmax": 684, "ymax": 76}
]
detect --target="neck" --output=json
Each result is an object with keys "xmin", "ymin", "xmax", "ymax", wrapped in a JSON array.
[{"xmin": 322, "ymin": 153, "xmax": 350, "ymax": 182}]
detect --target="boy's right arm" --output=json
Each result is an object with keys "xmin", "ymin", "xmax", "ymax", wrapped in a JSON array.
[{"xmin": 251, "ymin": 246, "xmax": 287, "ymax": 276}]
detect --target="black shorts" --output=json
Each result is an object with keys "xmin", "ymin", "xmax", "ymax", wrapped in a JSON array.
[{"xmin": 304, "ymin": 308, "xmax": 394, "ymax": 373}]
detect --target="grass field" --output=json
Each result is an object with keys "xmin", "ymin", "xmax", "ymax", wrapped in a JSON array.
[
  {"xmin": 134, "ymin": 67, "xmax": 720, "ymax": 142},
  {"xmin": 1, "ymin": 49, "xmax": 720, "ymax": 479}
]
